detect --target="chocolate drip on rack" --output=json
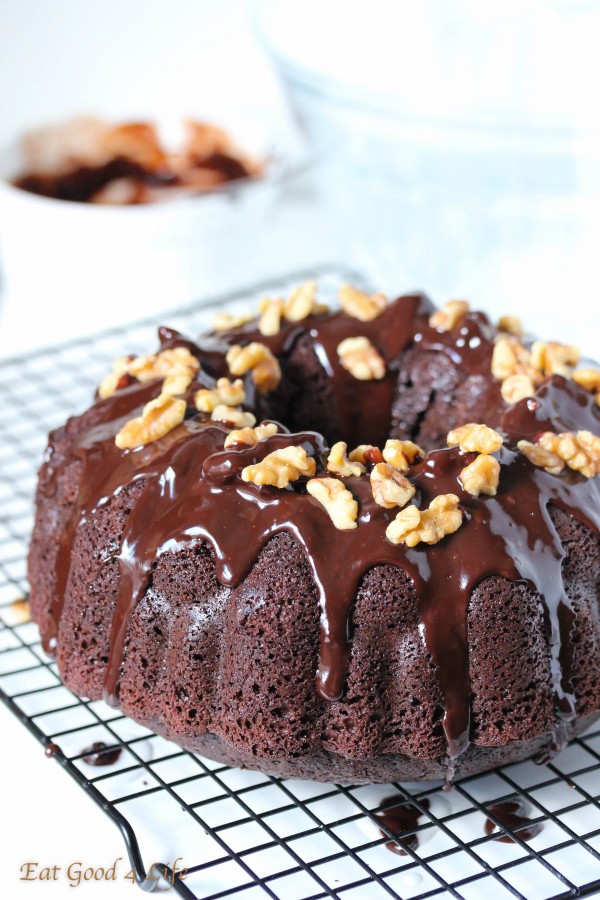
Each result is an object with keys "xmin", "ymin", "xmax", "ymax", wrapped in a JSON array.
[
  {"xmin": 81, "ymin": 741, "xmax": 123, "ymax": 766},
  {"xmin": 42, "ymin": 297, "xmax": 600, "ymax": 772},
  {"xmin": 375, "ymin": 796, "xmax": 431, "ymax": 855},
  {"xmin": 484, "ymin": 799, "xmax": 543, "ymax": 843}
]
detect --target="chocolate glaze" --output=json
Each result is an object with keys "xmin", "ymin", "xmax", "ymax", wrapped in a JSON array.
[
  {"xmin": 14, "ymin": 153, "xmax": 251, "ymax": 204},
  {"xmin": 375, "ymin": 796, "xmax": 431, "ymax": 855},
  {"xmin": 44, "ymin": 742, "xmax": 60, "ymax": 758},
  {"xmin": 40, "ymin": 296, "xmax": 600, "ymax": 775},
  {"xmin": 14, "ymin": 158, "xmax": 177, "ymax": 203},
  {"xmin": 484, "ymin": 799, "xmax": 543, "ymax": 843},
  {"xmin": 81, "ymin": 740, "xmax": 123, "ymax": 766}
]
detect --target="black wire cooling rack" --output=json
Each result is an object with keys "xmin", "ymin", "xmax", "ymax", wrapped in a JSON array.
[{"xmin": 1, "ymin": 265, "xmax": 600, "ymax": 900}]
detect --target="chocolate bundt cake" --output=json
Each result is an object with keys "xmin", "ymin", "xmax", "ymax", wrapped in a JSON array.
[{"xmin": 28, "ymin": 283, "xmax": 600, "ymax": 783}]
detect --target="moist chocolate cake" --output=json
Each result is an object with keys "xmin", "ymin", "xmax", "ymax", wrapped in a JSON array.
[{"xmin": 28, "ymin": 283, "xmax": 600, "ymax": 783}]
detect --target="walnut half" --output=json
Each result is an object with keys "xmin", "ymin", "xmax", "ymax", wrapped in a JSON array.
[
  {"xmin": 382, "ymin": 439, "xmax": 424, "ymax": 472},
  {"xmin": 213, "ymin": 310, "xmax": 254, "ymax": 332},
  {"xmin": 386, "ymin": 494, "xmax": 463, "ymax": 547},
  {"xmin": 518, "ymin": 430, "xmax": 600, "ymax": 478},
  {"xmin": 460, "ymin": 454, "xmax": 500, "ymax": 496},
  {"xmin": 537, "ymin": 430, "xmax": 600, "ymax": 478},
  {"xmin": 99, "ymin": 346, "xmax": 199, "ymax": 399},
  {"xmin": 224, "ymin": 422, "xmax": 278, "ymax": 449},
  {"xmin": 429, "ymin": 300, "xmax": 470, "ymax": 331},
  {"xmin": 530, "ymin": 341, "xmax": 580, "ymax": 377},
  {"xmin": 500, "ymin": 374, "xmax": 536, "ymax": 405},
  {"xmin": 517, "ymin": 440, "xmax": 565, "ymax": 476},
  {"xmin": 241, "ymin": 445, "xmax": 316, "ymax": 488},
  {"xmin": 116, "ymin": 394, "xmax": 186, "ymax": 449},
  {"xmin": 337, "ymin": 336, "xmax": 385, "ymax": 381},
  {"xmin": 226, "ymin": 342, "xmax": 281, "ymax": 394},
  {"xmin": 573, "ymin": 368, "xmax": 600, "ymax": 406},
  {"xmin": 338, "ymin": 284, "xmax": 387, "ymax": 322},
  {"xmin": 447, "ymin": 423, "xmax": 503, "ymax": 454},
  {"xmin": 194, "ymin": 378, "xmax": 245, "ymax": 413},
  {"xmin": 211, "ymin": 406, "xmax": 256, "ymax": 428},
  {"xmin": 370, "ymin": 463, "xmax": 415, "ymax": 509},
  {"xmin": 258, "ymin": 297, "xmax": 284, "ymax": 337},
  {"xmin": 306, "ymin": 477, "xmax": 358, "ymax": 530},
  {"xmin": 326, "ymin": 441, "xmax": 366, "ymax": 477},
  {"xmin": 284, "ymin": 280, "xmax": 324, "ymax": 322}
]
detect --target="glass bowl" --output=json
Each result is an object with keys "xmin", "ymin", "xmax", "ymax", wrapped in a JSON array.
[{"xmin": 258, "ymin": 0, "xmax": 600, "ymax": 348}]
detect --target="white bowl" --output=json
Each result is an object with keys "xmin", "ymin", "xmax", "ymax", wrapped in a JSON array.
[{"xmin": 0, "ymin": 117, "xmax": 307, "ymax": 355}]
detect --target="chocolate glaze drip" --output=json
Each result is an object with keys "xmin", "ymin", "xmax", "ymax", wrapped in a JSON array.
[
  {"xmin": 41, "ymin": 296, "xmax": 600, "ymax": 774},
  {"xmin": 375, "ymin": 796, "xmax": 431, "ymax": 855},
  {"xmin": 484, "ymin": 799, "xmax": 543, "ymax": 843},
  {"xmin": 44, "ymin": 742, "xmax": 60, "ymax": 758},
  {"xmin": 81, "ymin": 740, "xmax": 123, "ymax": 766}
]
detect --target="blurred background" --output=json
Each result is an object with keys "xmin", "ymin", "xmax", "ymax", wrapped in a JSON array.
[{"xmin": 0, "ymin": 0, "xmax": 599, "ymax": 355}]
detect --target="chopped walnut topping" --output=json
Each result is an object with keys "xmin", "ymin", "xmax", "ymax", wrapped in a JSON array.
[
  {"xmin": 253, "ymin": 356, "xmax": 281, "ymax": 394},
  {"xmin": 447, "ymin": 423, "xmax": 503, "ymax": 454},
  {"xmin": 10, "ymin": 598, "xmax": 30, "ymax": 625},
  {"xmin": 131, "ymin": 347, "xmax": 198, "ymax": 383},
  {"xmin": 213, "ymin": 310, "xmax": 254, "ymax": 332},
  {"xmin": 284, "ymin": 280, "xmax": 320, "ymax": 322},
  {"xmin": 211, "ymin": 405, "xmax": 256, "ymax": 428},
  {"xmin": 258, "ymin": 297, "xmax": 284, "ymax": 337},
  {"xmin": 572, "ymin": 368, "xmax": 600, "ymax": 397},
  {"xmin": 99, "ymin": 347, "xmax": 199, "ymax": 399},
  {"xmin": 572, "ymin": 369, "xmax": 600, "ymax": 407},
  {"xmin": 460, "ymin": 454, "xmax": 500, "ymax": 496},
  {"xmin": 519, "ymin": 431, "xmax": 600, "ymax": 478},
  {"xmin": 306, "ymin": 477, "xmax": 358, "ymax": 530},
  {"xmin": 370, "ymin": 463, "xmax": 415, "ymax": 509},
  {"xmin": 497, "ymin": 315, "xmax": 523, "ymax": 337},
  {"xmin": 194, "ymin": 378, "xmax": 245, "ymax": 413},
  {"xmin": 338, "ymin": 284, "xmax": 386, "ymax": 321},
  {"xmin": 242, "ymin": 445, "xmax": 316, "ymax": 488},
  {"xmin": 500, "ymin": 373, "xmax": 536, "ymax": 405},
  {"xmin": 491, "ymin": 336, "xmax": 536, "ymax": 382},
  {"xmin": 517, "ymin": 440, "xmax": 565, "ymax": 475},
  {"xmin": 224, "ymin": 422, "xmax": 278, "ymax": 449},
  {"xmin": 326, "ymin": 441, "xmax": 366, "ymax": 477},
  {"xmin": 492, "ymin": 336, "xmax": 549, "ymax": 405},
  {"xmin": 226, "ymin": 342, "xmax": 281, "ymax": 394},
  {"xmin": 385, "ymin": 503, "xmax": 420, "ymax": 544},
  {"xmin": 348, "ymin": 444, "xmax": 384, "ymax": 466},
  {"xmin": 493, "ymin": 336, "xmax": 580, "ymax": 395},
  {"xmin": 386, "ymin": 494, "xmax": 463, "ymax": 547},
  {"xmin": 537, "ymin": 430, "xmax": 600, "ymax": 478},
  {"xmin": 429, "ymin": 300, "xmax": 470, "ymax": 331},
  {"xmin": 530, "ymin": 341, "xmax": 580, "ymax": 377},
  {"xmin": 382, "ymin": 439, "xmax": 424, "ymax": 472},
  {"xmin": 337, "ymin": 336, "xmax": 385, "ymax": 381},
  {"xmin": 161, "ymin": 373, "xmax": 193, "ymax": 396},
  {"xmin": 98, "ymin": 360, "xmax": 129, "ymax": 399},
  {"xmin": 116, "ymin": 394, "xmax": 186, "ymax": 449}
]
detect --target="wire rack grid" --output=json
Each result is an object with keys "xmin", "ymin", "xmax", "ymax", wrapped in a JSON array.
[{"xmin": 1, "ymin": 265, "xmax": 600, "ymax": 900}]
